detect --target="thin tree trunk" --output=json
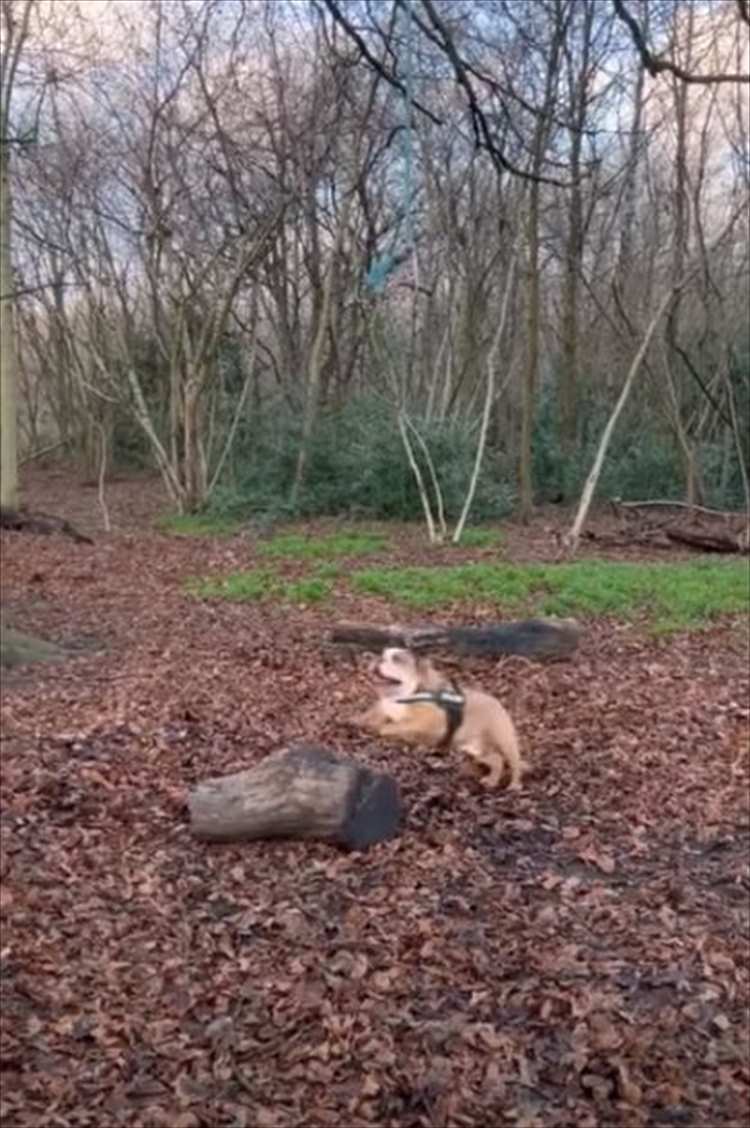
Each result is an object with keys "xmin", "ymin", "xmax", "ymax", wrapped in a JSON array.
[
  {"xmin": 207, "ymin": 301, "xmax": 260, "ymax": 498},
  {"xmin": 398, "ymin": 410, "xmax": 438, "ymax": 543},
  {"xmin": 663, "ymin": 354, "xmax": 703, "ymax": 507},
  {"xmin": 404, "ymin": 413, "xmax": 447, "ymax": 541},
  {"xmin": 453, "ymin": 252, "xmax": 517, "ymax": 543},
  {"xmin": 563, "ymin": 284, "xmax": 682, "ymax": 555}
]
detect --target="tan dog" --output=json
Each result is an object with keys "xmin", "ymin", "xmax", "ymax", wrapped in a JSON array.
[{"xmin": 353, "ymin": 647, "xmax": 526, "ymax": 790}]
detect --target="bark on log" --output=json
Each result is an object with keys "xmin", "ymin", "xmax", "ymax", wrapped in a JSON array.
[
  {"xmin": 188, "ymin": 743, "xmax": 402, "ymax": 851},
  {"xmin": 328, "ymin": 617, "xmax": 582, "ymax": 661}
]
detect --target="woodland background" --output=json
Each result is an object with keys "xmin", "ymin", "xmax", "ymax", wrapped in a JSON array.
[{"xmin": 1, "ymin": 0, "xmax": 748, "ymax": 530}]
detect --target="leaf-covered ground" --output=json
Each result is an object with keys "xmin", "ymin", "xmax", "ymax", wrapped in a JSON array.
[{"xmin": 2, "ymin": 472, "xmax": 749, "ymax": 1128}]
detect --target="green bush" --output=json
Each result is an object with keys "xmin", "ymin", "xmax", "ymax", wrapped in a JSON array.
[
  {"xmin": 211, "ymin": 395, "xmax": 516, "ymax": 522},
  {"xmin": 532, "ymin": 375, "xmax": 748, "ymax": 509}
]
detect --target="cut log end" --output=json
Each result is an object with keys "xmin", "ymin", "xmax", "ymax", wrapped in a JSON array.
[{"xmin": 188, "ymin": 743, "xmax": 402, "ymax": 851}]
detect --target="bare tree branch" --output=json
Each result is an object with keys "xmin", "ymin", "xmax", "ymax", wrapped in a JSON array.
[
  {"xmin": 417, "ymin": 0, "xmax": 569, "ymax": 187},
  {"xmin": 317, "ymin": 0, "xmax": 442, "ymax": 124},
  {"xmin": 612, "ymin": 0, "xmax": 750, "ymax": 85}
]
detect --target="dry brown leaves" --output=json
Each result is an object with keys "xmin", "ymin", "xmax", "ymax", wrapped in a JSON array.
[{"xmin": 1, "ymin": 473, "xmax": 748, "ymax": 1127}]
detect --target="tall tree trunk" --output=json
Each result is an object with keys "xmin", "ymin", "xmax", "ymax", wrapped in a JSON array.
[
  {"xmin": 519, "ymin": 181, "xmax": 540, "ymax": 524},
  {"xmin": 616, "ymin": 11, "xmax": 647, "ymax": 286},
  {"xmin": 518, "ymin": 2, "xmax": 568, "ymax": 523},
  {"xmin": 0, "ymin": 138, "xmax": 18, "ymax": 509},
  {"xmin": 1, "ymin": 0, "xmax": 35, "ymax": 510},
  {"xmin": 558, "ymin": 2, "xmax": 594, "ymax": 489},
  {"xmin": 665, "ymin": 18, "xmax": 693, "ymax": 507},
  {"xmin": 290, "ymin": 189, "xmax": 354, "ymax": 508}
]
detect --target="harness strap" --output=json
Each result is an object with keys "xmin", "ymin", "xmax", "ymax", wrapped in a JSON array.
[{"xmin": 396, "ymin": 687, "xmax": 465, "ymax": 748}]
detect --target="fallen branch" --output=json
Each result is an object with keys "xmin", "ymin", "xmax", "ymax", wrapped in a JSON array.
[
  {"xmin": 18, "ymin": 438, "xmax": 70, "ymax": 466},
  {"xmin": 329, "ymin": 617, "xmax": 582, "ymax": 661},
  {"xmin": 189, "ymin": 744, "xmax": 402, "ymax": 851},
  {"xmin": 613, "ymin": 499, "xmax": 745, "ymax": 521},
  {"xmin": 583, "ymin": 530, "xmax": 676, "ymax": 551}
]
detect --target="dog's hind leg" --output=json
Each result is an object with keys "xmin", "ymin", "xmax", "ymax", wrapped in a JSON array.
[
  {"xmin": 458, "ymin": 741, "xmax": 506, "ymax": 790},
  {"xmin": 495, "ymin": 723, "xmax": 524, "ymax": 790}
]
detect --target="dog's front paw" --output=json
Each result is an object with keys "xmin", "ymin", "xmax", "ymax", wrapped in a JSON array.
[{"xmin": 481, "ymin": 776, "xmax": 502, "ymax": 790}]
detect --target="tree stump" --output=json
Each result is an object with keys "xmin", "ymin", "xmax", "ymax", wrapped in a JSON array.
[
  {"xmin": 328, "ymin": 617, "xmax": 582, "ymax": 661},
  {"xmin": 188, "ymin": 743, "xmax": 402, "ymax": 851}
]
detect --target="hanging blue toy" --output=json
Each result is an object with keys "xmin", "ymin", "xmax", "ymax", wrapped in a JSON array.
[{"xmin": 365, "ymin": 255, "xmax": 397, "ymax": 294}]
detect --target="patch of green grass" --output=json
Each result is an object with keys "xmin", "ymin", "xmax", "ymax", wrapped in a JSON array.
[
  {"xmin": 283, "ymin": 576, "xmax": 334, "ymax": 603},
  {"xmin": 314, "ymin": 562, "xmax": 343, "ymax": 580},
  {"xmin": 352, "ymin": 559, "xmax": 749, "ymax": 631},
  {"xmin": 156, "ymin": 513, "xmax": 243, "ymax": 537},
  {"xmin": 187, "ymin": 568, "xmax": 333, "ymax": 605},
  {"xmin": 188, "ymin": 570, "xmax": 274, "ymax": 601},
  {"xmin": 453, "ymin": 528, "xmax": 505, "ymax": 549},
  {"xmin": 258, "ymin": 531, "xmax": 387, "ymax": 560}
]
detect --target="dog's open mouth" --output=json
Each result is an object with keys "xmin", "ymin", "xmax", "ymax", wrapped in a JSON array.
[{"xmin": 374, "ymin": 671, "xmax": 406, "ymax": 694}]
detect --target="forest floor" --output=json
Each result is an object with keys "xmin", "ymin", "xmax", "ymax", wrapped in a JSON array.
[{"xmin": 1, "ymin": 468, "xmax": 749, "ymax": 1128}]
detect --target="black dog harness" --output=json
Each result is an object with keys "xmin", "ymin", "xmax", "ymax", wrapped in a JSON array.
[{"xmin": 396, "ymin": 686, "xmax": 466, "ymax": 748}]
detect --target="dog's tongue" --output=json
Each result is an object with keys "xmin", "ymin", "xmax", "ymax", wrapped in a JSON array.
[{"xmin": 375, "ymin": 674, "xmax": 402, "ymax": 696}]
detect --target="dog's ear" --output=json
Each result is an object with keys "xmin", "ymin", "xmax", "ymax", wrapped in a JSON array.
[
  {"xmin": 415, "ymin": 656, "xmax": 437, "ymax": 682},
  {"xmin": 383, "ymin": 647, "xmax": 417, "ymax": 674}
]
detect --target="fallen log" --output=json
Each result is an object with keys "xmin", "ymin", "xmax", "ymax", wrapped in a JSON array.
[
  {"xmin": 329, "ymin": 617, "xmax": 581, "ymax": 661},
  {"xmin": 665, "ymin": 528, "xmax": 749, "ymax": 554},
  {"xmin": 188, "ymin": 743, "xmax": 402, "ymax": 851},
  {"xmin": 0, "ymin": 506, "xmax": 93, "ymax": 545},
  {"xmin": 583, "ymin": 530, "xmax": 675, "ymax": 551}
]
